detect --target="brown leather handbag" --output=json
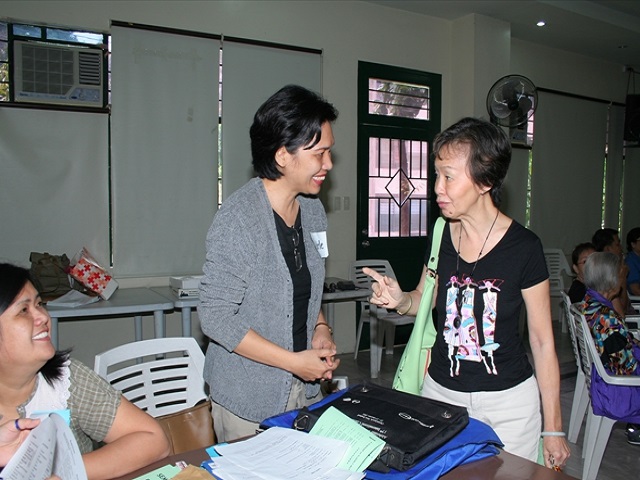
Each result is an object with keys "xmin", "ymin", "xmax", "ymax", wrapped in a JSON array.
[{"xmin": 156, "ymin": 399, "xmax": 216, "ymax": 455}]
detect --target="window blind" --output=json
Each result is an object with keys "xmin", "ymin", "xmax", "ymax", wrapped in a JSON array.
[
  {"xmin": 110, "ymin": 24, "xmax": 220, "ymax": 277},
  {"xmin": 220, "ymin": 39, "xmax": 322, "ymax": 199},
  {"xmin": 0, "ymin": 108, "xmax": 109, "ymax": 267},
  {"xmin": 529, "ymin": 91, "xmax": 609, "ymax": 253}
]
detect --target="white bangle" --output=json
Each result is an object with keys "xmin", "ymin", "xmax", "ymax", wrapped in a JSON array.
[
  {"xmin": 541, "ymin": 431, "xmax": 566, "ymax": 437},
  {"xmin": 397, "ymin": 294, "xmax": 412, "ymax": 315}
]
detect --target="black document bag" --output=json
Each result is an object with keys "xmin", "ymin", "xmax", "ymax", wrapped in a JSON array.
[{"xmin": 293, "ymin": 383, "xmax": 469, "ymax": 472}]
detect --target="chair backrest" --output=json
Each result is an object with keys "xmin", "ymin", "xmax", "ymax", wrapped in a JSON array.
[
  {"xmin": 570, "ymin": 305, "xmax": 597, "ymax": 392},
  {"xmin": 94, "ymin": 337, "xmax": 207, "ymax": 417},
  {"xmin": 570, "ymin": 305, "xmax": 640, "ymax": 388},
  {"xmin": 544, "ymin": 248, "xmax": 571, "ymax": 293},
  {"xmin": 562, "ymin": 291, "xmax": 582, "ymax": 372},
  {"xmin": 350, "ymin": 259, "xmax": 397, "ymax": 289}
]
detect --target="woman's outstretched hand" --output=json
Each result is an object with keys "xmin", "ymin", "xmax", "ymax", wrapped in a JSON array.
[{"xmin": 362, "ymin": 267, "xmax": 404, "ymax": 309}]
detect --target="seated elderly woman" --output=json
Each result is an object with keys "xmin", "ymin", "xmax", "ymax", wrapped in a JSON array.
[
  {"xmin": 0, "ymin": 263, "xmax": 170, "ymax": 479},
  {"xmin": 579, "ymin": 252, "xmax": 640, "ymax": 445}
]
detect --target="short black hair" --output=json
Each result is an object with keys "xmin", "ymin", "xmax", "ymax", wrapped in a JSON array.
[
  {"xmin": 432, "ymin": 117, "xmax": 511, "ymax": 207},
  {"xmin": 591, "ymin": 228, "xmax": 618, "ymax": 252},
  {"xmin": 250, "ymin": 85, "xmax": 338, "ymax": 180},
  {"xmin": 571, "ymin": 242, "xmax": 595, "ymax": 267},
  {"xmin": 626, "ymin": 227, "xmax": 640, "ymax": 252},
  {"xmin": 0, "ymin": 263, "xmax": 31, "ymax": 316}
]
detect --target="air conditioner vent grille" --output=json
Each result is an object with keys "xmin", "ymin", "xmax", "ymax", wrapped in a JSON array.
[
  {"xmin": 78, "ymin": 51, "xmax": 102, "ymax": 85},
  {"xmin": 20, "ymin": 44, "xmax": 75, "ymax": 95}
]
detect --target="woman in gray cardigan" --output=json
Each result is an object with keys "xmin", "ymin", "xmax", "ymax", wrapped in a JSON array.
[{"xmin": 198, "ymin": 85, "xmax": 340, "ymax": 442}]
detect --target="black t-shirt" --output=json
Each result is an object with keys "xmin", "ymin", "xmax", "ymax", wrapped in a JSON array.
[
  {"xmin": 427, "ymin": 220, "xmax": 547, "ymax": 392},
  {"xmin": 568, "ymin": 279, "xmax": 586, "ymax": 304},
  {"xmin": 274, "ymin": 211, "xmax": 311, "ymax": 353}
]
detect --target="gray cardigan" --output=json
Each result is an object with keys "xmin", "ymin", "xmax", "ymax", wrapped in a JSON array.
[{"xmin": 198, "ymin": 178, "xmax": 327, "ymax": 422}]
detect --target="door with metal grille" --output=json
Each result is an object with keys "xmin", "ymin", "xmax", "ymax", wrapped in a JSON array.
[{"xmin": 357, "ymin": 62, "xmax": 441, "ymax": 290}]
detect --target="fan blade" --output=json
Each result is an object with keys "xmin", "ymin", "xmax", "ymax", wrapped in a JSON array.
[
  {"xmin": 509, "ymin": 109, "xmax": 528, "ymax": 127},
  {"xmin": 491, "ymin": 101, "xmax": 512, "ymax": 119},
  {"xmin": 518, "ymin": 96, "xmax": 533, "ymax": 115}
]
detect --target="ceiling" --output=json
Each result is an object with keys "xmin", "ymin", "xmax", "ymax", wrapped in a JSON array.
[{"xmin": 364, "ymin": 1, "xmax": 640, "ymax": 72}]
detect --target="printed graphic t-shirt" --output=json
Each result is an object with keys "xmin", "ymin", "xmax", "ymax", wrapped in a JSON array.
[{"xmin": 427, "ymin": 220, "xmax": 548, "ymax": 392}]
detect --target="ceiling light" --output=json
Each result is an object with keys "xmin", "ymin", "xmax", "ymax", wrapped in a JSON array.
[{"xmin": 536, "ymin": 20, "xmax": 546, "ymax": 27}]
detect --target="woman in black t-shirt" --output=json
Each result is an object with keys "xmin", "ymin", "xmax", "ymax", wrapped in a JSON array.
[{"xmin": 364, "ymin": 117, "xmax": 570, "ymax": 470}]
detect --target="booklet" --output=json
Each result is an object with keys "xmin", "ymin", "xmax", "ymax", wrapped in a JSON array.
[{"xmin": 0, "ymin": 414, "xmax": 87, "ymax": 480}]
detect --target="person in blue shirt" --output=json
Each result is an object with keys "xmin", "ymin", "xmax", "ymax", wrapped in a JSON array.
[{"xmin": 625, "ymin": 227, "xmax": 640, "ymax": 297}]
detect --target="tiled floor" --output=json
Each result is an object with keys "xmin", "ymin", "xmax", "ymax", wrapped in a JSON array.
[{"xmin": 335, "ymin": 317, "xmax": 640, "ymax": 480}]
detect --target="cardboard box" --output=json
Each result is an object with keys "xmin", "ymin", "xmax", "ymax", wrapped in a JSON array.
[{"xmin": 69, "ymin": 248, "xmax": 118, "ymax": 300}]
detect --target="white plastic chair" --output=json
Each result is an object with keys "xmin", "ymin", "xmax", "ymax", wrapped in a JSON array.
[
  {"xmin": 94, "ymin": 337, "xmax": 207, "ymax": 417},
  {"xmin": 571, "ymin": 305, "xmax": 640, "ymax": 480},
  {"xmin": 562, "ymin": 292, "xmax": 589, "ymax": 445},
  {"xmin": 350, "ymin": 260, "xmax": 416, "ymax": 367},
  {"xmin": 544, "ymin": 248, "xmax": 572, "ymax": 332}
]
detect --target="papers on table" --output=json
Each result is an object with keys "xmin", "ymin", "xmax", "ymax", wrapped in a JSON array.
[
  {"xmin": 131, "ymin": 464, "xmax": 182, "ymax": 480},
  {"xmin": 0, "ymin": 413, "xmax": 87, "ymax": 480},
  {"xmin": 309, "ymin": 406, "xmax": 385, "ymax": 472},
  {"xmin": 210, "ymin": 427, "xmax": 364, "ymax": 480},
  {"xmin": 46, "ymin": 290, "xmax": 100, "ymax": 307}
]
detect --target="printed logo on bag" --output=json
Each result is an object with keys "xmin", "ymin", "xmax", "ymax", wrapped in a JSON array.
[{"xmin": 399, "ymin": 412, "xmax": 434, "ymax": 429}]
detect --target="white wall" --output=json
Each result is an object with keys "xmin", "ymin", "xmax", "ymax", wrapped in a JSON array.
[{"xmin": 0, "ymin": 1, "xmax": 629, "ymax": 365}]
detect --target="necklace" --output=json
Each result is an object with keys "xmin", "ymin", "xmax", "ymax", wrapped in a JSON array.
[{"xmin": 456, "ymin": 209, "xmax": 500, "ymax": 279}]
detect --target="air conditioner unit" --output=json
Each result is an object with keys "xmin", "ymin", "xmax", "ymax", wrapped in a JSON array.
[{"xmin": 13, "ymin": 39, "xmax": 105, "ymax": 108}]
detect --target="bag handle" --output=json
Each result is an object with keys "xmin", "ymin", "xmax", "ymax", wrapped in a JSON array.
[{"xmin": 415, "ymin": 216, "xmax": 445, "ymax": 327}]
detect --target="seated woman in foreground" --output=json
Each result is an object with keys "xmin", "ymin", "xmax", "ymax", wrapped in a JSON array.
[
  {"xmin": 579, "ymin": 252, "xmax": 640, "ymax": 445},
  {"xmin": 0, "ymin": 263, "xmax": 170, "ymax": 479}
]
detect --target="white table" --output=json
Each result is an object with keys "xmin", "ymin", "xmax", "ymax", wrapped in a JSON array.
[
  {"xmin": 151, "ymin": 285, "xmax": 383, "ymax": 378},
  {"xmin": 150, "ymin": 286, "xmax": 197, "ymax": 337},
  {"xmin": 46, "ymin": 287, "xmax": 175, "ymax": 349},
  {"xmin": 320, "ymin": 287, "xmax": 384, "ymax": 378}
]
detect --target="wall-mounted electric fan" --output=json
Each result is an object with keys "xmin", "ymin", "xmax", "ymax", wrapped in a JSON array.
[{"xmin": 486, "ymin": 75, "xmax": 537, "ymax": 128}]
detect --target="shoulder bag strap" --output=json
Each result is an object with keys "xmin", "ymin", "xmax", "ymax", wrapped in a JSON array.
[
  {"xmin": 426, "ymin": 217, "xmax": 446, "ymax": 276},
  {"xmin": 416, "ymin": 216, "xmax": 446, "ymax": 345}
]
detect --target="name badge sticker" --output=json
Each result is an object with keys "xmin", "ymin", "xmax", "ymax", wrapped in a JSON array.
[{"xmin": 310, "ymin": 231, "xmax": 329, "ymax": 258}]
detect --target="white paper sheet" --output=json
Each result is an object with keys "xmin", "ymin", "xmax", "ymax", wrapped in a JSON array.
[
  {"xmin": 0, "ymin": 414, "xmax": 87, "ymax": 480},
  {"xmin": 46, "ymin": 290, "xmax": 100, "ymax": 307}
]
